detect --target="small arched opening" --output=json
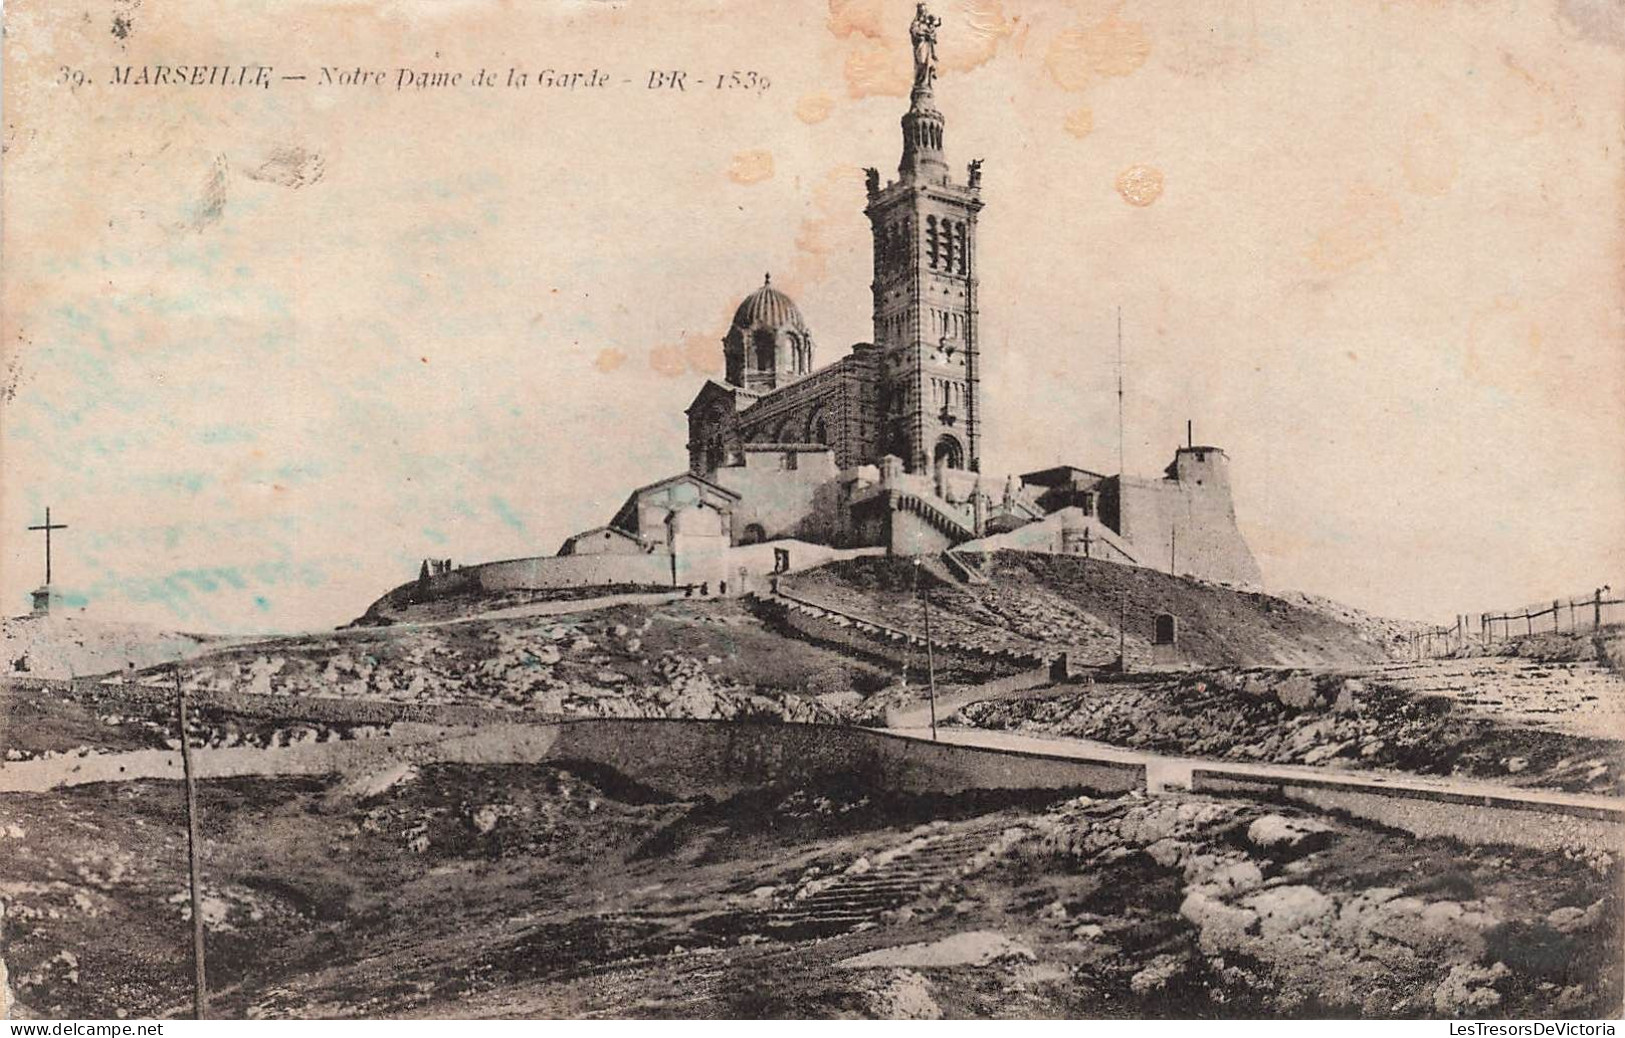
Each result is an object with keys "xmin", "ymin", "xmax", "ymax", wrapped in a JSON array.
[
  {"xmin": 807, "ymin": 409, "xmax": 830, "ymax": 446},
  {"xmin": 933, "ymin": 435, "xmax": 965, "ymax": 471},
  {"xmin": 740, "ymin": 523, "xmax": 767, "ymax": 546},
  {"xmin": 753, "ymin": 328, "xmax": 776, "ymax": 373}
]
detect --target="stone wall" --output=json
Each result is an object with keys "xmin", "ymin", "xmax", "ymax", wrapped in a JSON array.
[
  {"xmin": 0, "ymin": 718, "xmax": 1147, "ymax": 801},
  {"xmin": 958, "ymin": 507, "xmax": 1138, "ymax": 564},
  {"xmin": 546, "ymin": 719, "xmax": 1144, "ymax": 799},
  {"xmin": 399, "ymin": 540, "xmax": 886, "ymax": 608},
  {"xmin": 470, "ymin": 553, "xmax": 675, "ymax": 591},
  {"xmin": 736, "ymin": 349, "xmax": 882, "ymax": 471},
  {"xmin": 710, "ymin": 447, "xmax": 842, "ymax": 544},
  {"xmin": 1191, "ymin": 769, "xmax": 1623, "ymax": 854}
]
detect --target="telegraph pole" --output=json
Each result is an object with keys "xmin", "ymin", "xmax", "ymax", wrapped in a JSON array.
[
  {"xmin": 175, "ymin": 668, "xmax": 208, "ymax": 1020},
  {"xmin": 916, "ymin": 559, "xmax": 938, "ymax": 740},
  {"xmin": 1118, "ymin": 590, "xmax": 1129, "ymax": 673},
  {"xmin": 1116, "ymin": 308, "xmax": 1125, "ymax": 481}
]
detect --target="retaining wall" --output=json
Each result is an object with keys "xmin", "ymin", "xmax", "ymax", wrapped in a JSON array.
[
  {"xmin": 472, "ymin": 553, "xmax": 674, "ymax": 591},
  {"xmin": 0, "ymin": 718, "xmax": 1145, "ymax": 800},
  {"xmin": 547, "ymin": 720, "xmax": 1144, "ymax": 800},
  {"xmin": 1192, "ymin": 768, "xmax": 1625, "ymax": 854}
]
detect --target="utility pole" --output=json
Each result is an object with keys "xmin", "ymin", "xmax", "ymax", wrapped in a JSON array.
[
  {"xmin": 175, "ymin": 668, "xmax": 208, "ymax": 1020},
  {"xmin": 917, "ymin": 559, "xmax": 938, "ymax": 741},
  {"xmin": 1118, "ymin": 590, "xmax": 1129, "ymax": 673},
  {"xmin": 1170, "ymin": 526, "xmax": 1177, "ymax": 576},
  {"xmin": 1116, "ymin": 308, "xmax": 1125, "ymax": 482}
]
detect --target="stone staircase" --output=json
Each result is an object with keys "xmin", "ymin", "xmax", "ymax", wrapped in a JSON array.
[
  {"xmin": 762, "ymin": 822, "xmax": 1016, "ymax": 937},
  {"xmin": 888, "ymin": 490, "xmax": 976, "ymax": 543},
  {"xmin": 943, "ymin": 550, "xmax": 990, "ymax": 586}
]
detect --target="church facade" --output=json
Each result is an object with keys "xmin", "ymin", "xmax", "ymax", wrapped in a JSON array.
[{"xmin": 546, "ymin": 3, "xmax": 1263, "ymax": 590}]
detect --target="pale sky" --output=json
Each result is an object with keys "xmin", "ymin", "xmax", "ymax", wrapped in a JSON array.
[{"xmin": 3, "ymin": 0, "xmax": 1622, "ymax": 633}]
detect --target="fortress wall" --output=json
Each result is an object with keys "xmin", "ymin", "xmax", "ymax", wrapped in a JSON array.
[{"xmin": 1117, "ymin": 479, "xmax": 1262, "ymax": 587}]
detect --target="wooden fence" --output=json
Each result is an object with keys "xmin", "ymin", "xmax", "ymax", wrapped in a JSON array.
[
  {"xmin": 1400, "ymin": 585, "xmax": 1620, "ymax": 659},
  {"xmin": 1481, "ymin": 586, "xmax": 1621, "ymax": 642}
]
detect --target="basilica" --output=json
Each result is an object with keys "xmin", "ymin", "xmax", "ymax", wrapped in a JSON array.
[{"xmin": 537, "ymin": 5, "xmax": 1260, "ymax": 593}]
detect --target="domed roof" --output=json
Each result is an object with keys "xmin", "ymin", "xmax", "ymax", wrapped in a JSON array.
[{"xmin": 731, "ymin": 273, "xmax": 810, "ymax": 334}]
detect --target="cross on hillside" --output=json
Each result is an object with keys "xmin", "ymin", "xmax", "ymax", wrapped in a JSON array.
[{"xmin": 27, "ymin": 507, "xmax": 67, "ymax": 585}]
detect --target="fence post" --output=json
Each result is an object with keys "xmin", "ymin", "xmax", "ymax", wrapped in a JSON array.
[
  {"xmin": 1553, "ymin": 600, "xmax": 1561, "ymax": 633},
  {"xmin": 1526, "ymin": 611, "xmax": 1533, "ymax": 637},
  {"xmin": 1597, "ymin": 588, "xmax": 1605, "ymax": 630}
]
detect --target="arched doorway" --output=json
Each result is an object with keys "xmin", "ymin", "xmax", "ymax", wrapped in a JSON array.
[
  {"xmin": 740, "ymin": 523, "xmax": 767, "ymax": 545},
  {"xmin": 933, "ymin": 435, "xmax": 965, "ymax": 470}
]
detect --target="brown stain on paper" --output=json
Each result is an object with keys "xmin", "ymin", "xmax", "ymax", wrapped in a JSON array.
[
  {"xmin": 1045, "ymin": 13, "xmax": 1151, "ymax": 92},
  {"xmin": 795, "ymin": 91, "xmax": 835, "ymax": 124},
  {"xmin": 1305, "ymin": 184, "xmax": 1403, "ymax": 273},
  {"xmin": 787, "ymin": 164, "xmax": 866, "ymax": 290},
  {"xmin": 728, "ymin": 149, "xmax": 775, "ymax": 185},
  {"xmin": 1116, "ymin": 164, "xmax": 1163, "ymax": 207},
  {"xmin": 1063, "ymin": 105, "xmax": 1094, "ymax": 139},
  {"xmin": 649, "ymin": 331, "xmax": 725, "ymax": 380}
]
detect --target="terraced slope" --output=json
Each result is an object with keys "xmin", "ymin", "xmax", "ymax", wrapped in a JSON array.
[{"xmin": 784, "ymin": 552, "xmax": 1393, "ymax": 669}]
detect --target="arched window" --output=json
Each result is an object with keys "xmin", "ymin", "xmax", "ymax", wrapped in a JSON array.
[
  {"xmin": 933, "ymin": 435, "xmax": 964, "ymax": 470},
  {"xmin": 754, "ymin": 328, "xmax": 776, "ymax": 372},
  {"xmin": 807, "ymin": 410, "xmax": 829, "ymax": 445}
]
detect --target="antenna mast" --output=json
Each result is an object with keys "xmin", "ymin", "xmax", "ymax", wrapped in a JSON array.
[{"xmin": 1116, "ymin": 307, "xmax": 1125, "ymax": 479}]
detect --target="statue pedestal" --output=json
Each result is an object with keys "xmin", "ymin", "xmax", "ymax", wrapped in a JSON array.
[{"xmin": 30, "ymin": 585, "xmax": 55, "ymax": 617}]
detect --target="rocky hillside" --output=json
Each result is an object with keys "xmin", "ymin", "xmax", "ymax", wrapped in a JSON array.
[
  {"xmin": 350, "ymin": 579, "xmax": 675, "ymax": 627},
  {"xmin": 3, "ymin": 764, "xmax": 1616, "ymax": 1018},
  {"xmin": 955, "ymin": 667, "xmax": 1624, "ymax": 795},
  {"xmin": 2, "ymin": 616, "xmax": 231, "ymax": 680},
  {"xmin": 785, "ymin": 552, "xmax": 1396, "ymax": 669},
  {"xmin": 158, "ymin": 600, "xmax": 892, "ymax": 726}
]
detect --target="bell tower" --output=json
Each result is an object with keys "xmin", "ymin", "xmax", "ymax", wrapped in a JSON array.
[{"xmin": 865, "ymin": 3, "xmax": 984, "ymax": 476}]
